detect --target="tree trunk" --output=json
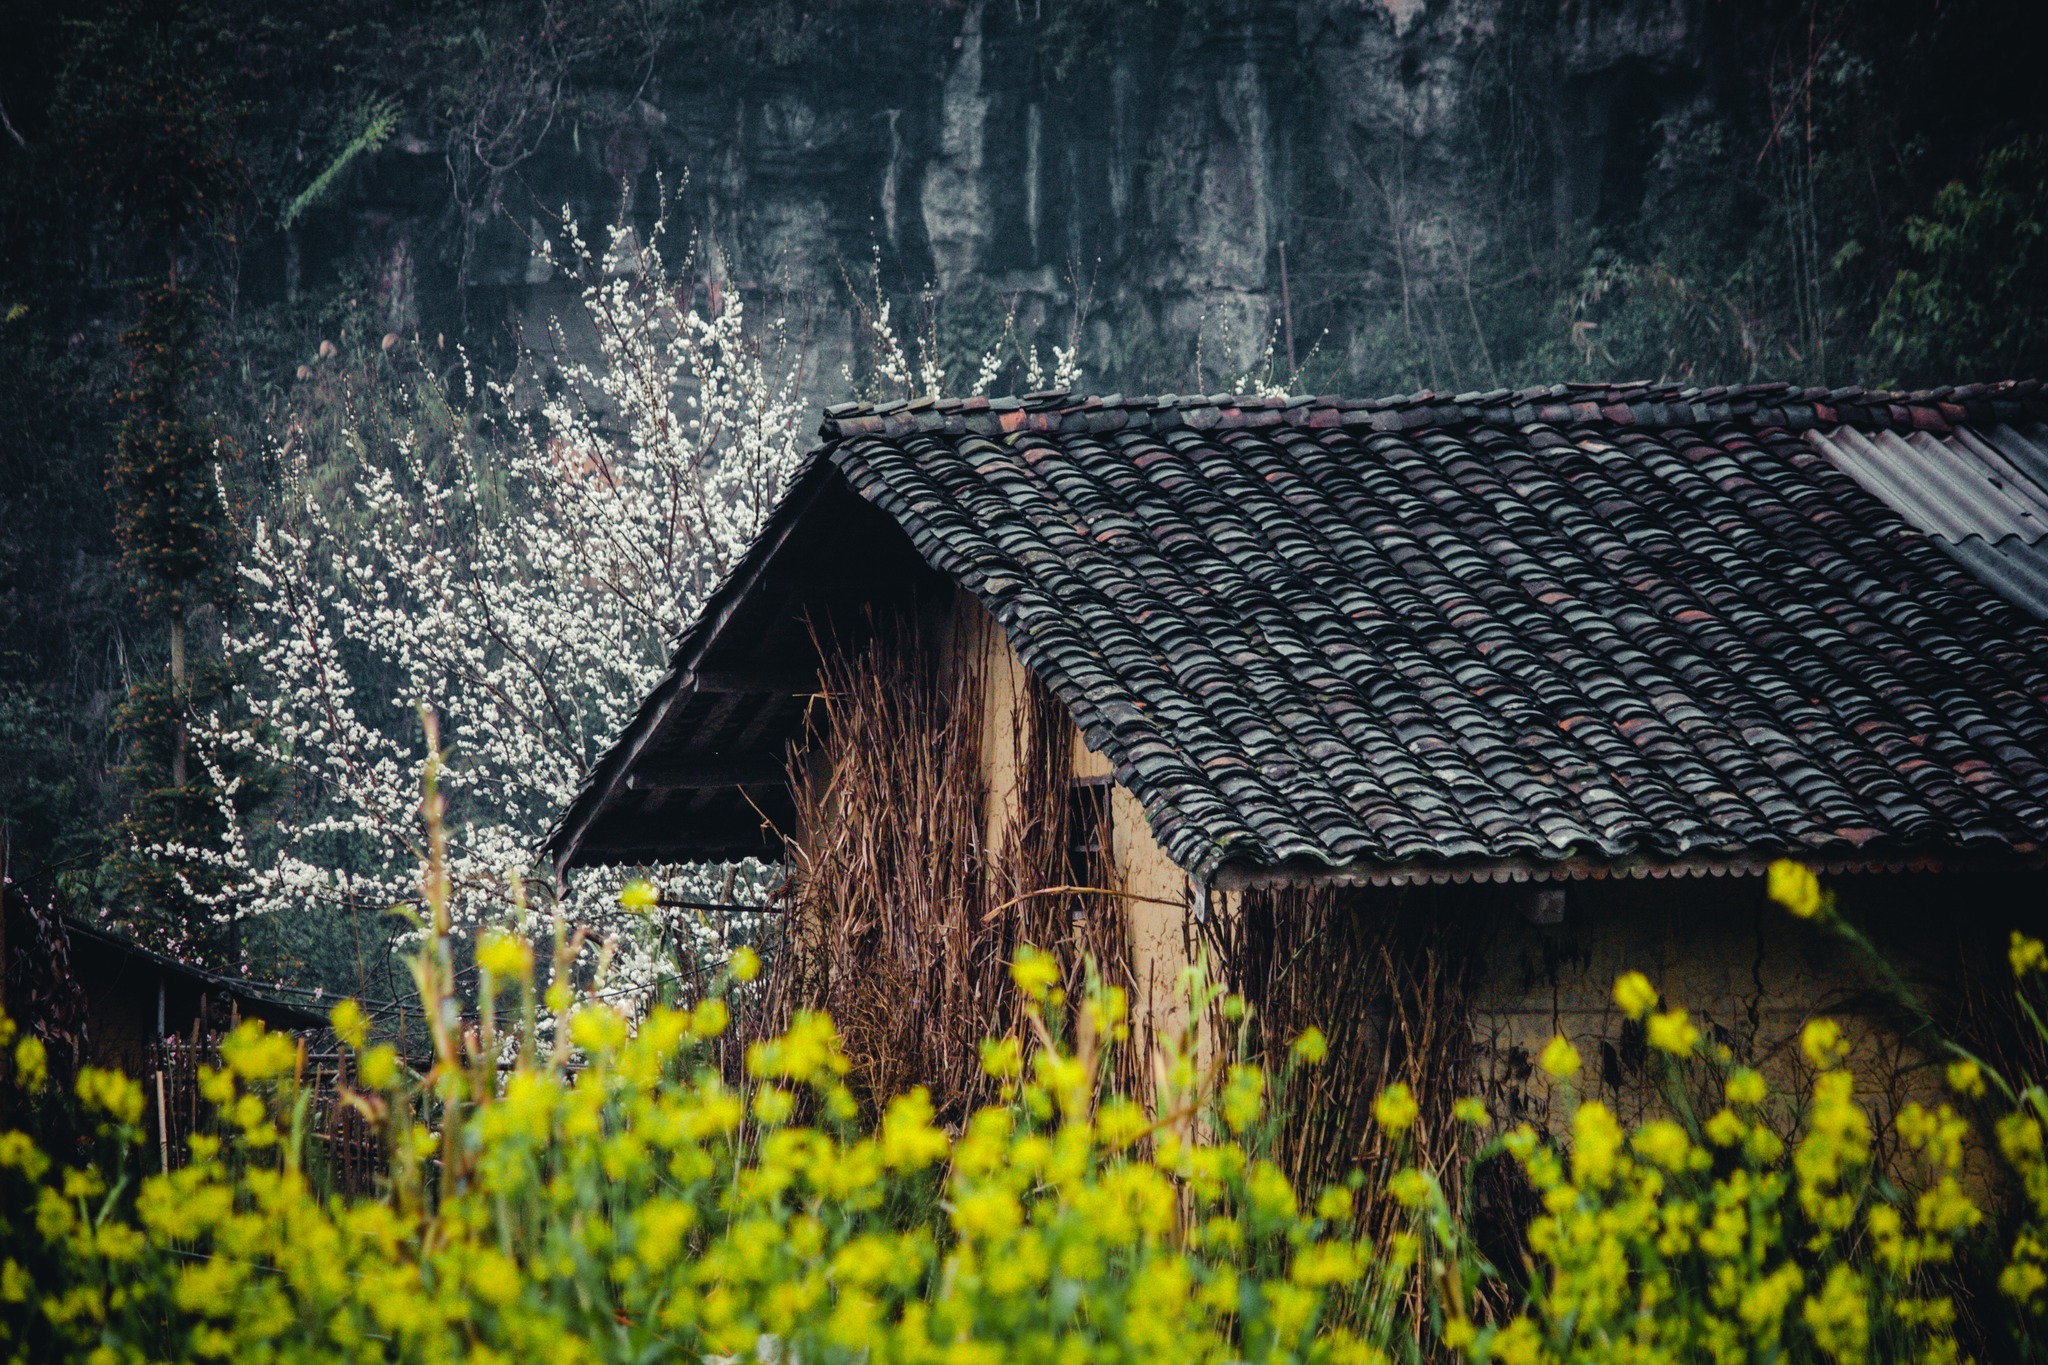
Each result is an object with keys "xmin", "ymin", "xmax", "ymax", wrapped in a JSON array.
[{"xmin": 169, "ymin": 618, "xmax": 188, "ymax": 790}]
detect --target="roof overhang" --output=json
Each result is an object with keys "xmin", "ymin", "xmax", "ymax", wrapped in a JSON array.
[
  {"xmin": 1211, "ymin": 845, "xmax": 2048, "ymax": 890},
  {"xmin": 543, "ymin": 460, "xmax": 949, "ymax": 874}
]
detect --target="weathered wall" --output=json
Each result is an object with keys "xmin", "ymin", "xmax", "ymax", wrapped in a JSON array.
[{"xmin": 1267, "ymin": 868, "xmax": 2032, "ymax": 1165}]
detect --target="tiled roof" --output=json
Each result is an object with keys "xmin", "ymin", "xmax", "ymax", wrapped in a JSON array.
[{"xmin": 816, "ymin": 380, "xmax": 2048, "ymax": 882}]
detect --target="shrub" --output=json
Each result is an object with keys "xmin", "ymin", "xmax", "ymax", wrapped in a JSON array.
[{"xmin": 6, "ymin": 840, "xmax": 2048, "ymax": 1362}]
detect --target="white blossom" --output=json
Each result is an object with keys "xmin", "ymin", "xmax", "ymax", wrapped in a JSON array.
[{"xmin": 159, "ymin": 209, "xmax": 803, "ymax": 1000}]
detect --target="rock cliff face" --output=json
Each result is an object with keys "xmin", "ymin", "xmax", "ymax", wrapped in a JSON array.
[{"xmin": 330, "ymin": 0, "xmax": 1714, "ymax": 397}]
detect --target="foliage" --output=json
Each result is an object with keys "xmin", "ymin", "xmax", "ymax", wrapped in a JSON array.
[
  {"xmin": 108, "ymin": 284, "xmax": 239, "ymax": 628},
  {"xmin": 1375, "ymin": 861, "xmax": 2048, "ymax": 1363},
  {"xmin": 103, "ymin": 278, "xmax": 250, "ymax": 954},
  {"xmin": 1873, "ymin": 137, "xmax": 2048, "ymax": 383},
  {"xmin": 279, "ymin": 96, "xmax": 401, "ymax": 231},
  {"xmin": 100, "ymin": 659, "xmax": 271, "ymax": 961}
]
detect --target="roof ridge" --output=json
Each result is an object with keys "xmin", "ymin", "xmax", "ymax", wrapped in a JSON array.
[{"xmin": 819, "ymin": 378, "xmax": 2048, "ymax": 444}]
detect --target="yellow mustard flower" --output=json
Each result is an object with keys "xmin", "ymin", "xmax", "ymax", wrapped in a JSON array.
[
  {"xmin": 475, "ymin": 932, "xmax": 532, "ymax": 981},
  {"xmin": 329, "ymin": 998, "xmax": 371, "ymax": 1050},
  {"xmin": 1009, "ymin": 945, "xmax": 1060, "ymax": 1001},
  {"xmin": 1372, "ymin": 1082, "xmax": 1419, "ymax": 1137},
  {"xmin": 1801, "ymin": 1017, "xmax": 1848, "ymax": 1070},
  {"xmin": 2011, "ymin": 931, "xmax": 2047, "ymax": 978},
  {"xmin": 692, "ymin": 997, "xmax": 731, "ymax": 1039},
  {"xmin": 15, "ymin": 1035, "xmax": 50, "ymax": 1091},
  {"xmin": 979, "ymin": 1036, "xmax": 1022, "ymax": 1080},
  {"xmin": 1646, "ymin": 1008, "xmax": 1700, "ymax": 1058},
  {"xmin": 356, "ymin": 1044, "xmax": 399, "ymax": 1090},
  {"xmin": 1704, "ymin": 1108, "xmax": 1747, "ymax": 1148},
  {"xmin": 74, "ymin": 1069, "xmax": 144, "ymax": 1127},
  {"xmin": 1612, "ymin": 970, "xmax": 1658, "ymax": 1020},
  {"xmin": 1631, "ymin": 1120, "xmax": 1694, "ymax": 1172},
  {"xmin": 1539, "ymin": 1035, "xmax": 1581, "ymax": 1080},
  {"xmin": 1725, "ymin": 1067, "xmax": 1769, "ymax": 1107},
  {"xmin": 1767, "ymin": 859, "xmax": 1823, "ymax": 918}
]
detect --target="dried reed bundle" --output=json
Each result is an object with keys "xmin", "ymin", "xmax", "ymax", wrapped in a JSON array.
[
  {"xmin": 766, "ymin": 600, "xmax": 1135, "ymax": 1119},
  {"xmin": 1207, "ymin": 885, "xmax": 1484, "ymax": 1249}
]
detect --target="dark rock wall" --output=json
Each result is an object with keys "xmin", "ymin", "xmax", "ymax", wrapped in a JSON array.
[{"xmin": 286, "ymin": 0, "xmax": 1716, "ymax": 397}]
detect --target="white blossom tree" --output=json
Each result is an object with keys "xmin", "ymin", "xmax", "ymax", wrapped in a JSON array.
[{"xmin": 163, "ymin": 210, "xmax": 806, "ymax": 998}]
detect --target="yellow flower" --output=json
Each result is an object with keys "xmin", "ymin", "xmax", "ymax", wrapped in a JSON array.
[
  {"xmin": 569, "ymin": 1005, "xmax": 629, "ymax": 1058},
  {"xmin": 2011, "ymin": 932, "xmax": 2047, "ymax": 978},
  {"xmin": 979, "ymin": 1036, "xmax": 1022, "ymax": 1079},
  {"xmin": 1725, "ymin": 1067, "xmax": 1769, "ymax": 1107},
  {"xmin": 1632, "ymin": 1119, "xmax": 1694, "ymax": 1171},
  {"xmin": 1539, "ymin": 1035, "xmax": 1580, "ymax": 1080},
  {"xmin": 1704, "ymin": 1108, "xmax": 1747, "ymax": 1147},
  {"xmin": 1570, "ymin": 1101, "xmax": 1625, "ymax": 1186},
  {"xmin": 1802, "ymin": 1264, "xmax": 1868, "ymax": 1363},
  {"xmin": 1801, "ymin": 1017, "xmax": 1848, "ymax": 1070},
  {"xmin": 618, "ymin": 878, "xmax": 659, "ymax": 912},
  {"xmin": 475, "ymin": 932, "xmax": 532, "ymax": 981},
  {"xmin": 878, "ymin": 1089, "xmax": 950, "ymax": 1171},
  {"xmin": 329, "ymin": 999, "xmax": 370, "ymax": 1050},
  {"xmin": 1224, "ymin": 1064, "xmax": 1267, "ymax": 1133},
  {"xmin": 74, "ymin": 1069, "xmax": 144, "ymax": 1127},
  {"xmin": 1373, "ymin": 1082, "xmax": 1418, "ymax": 1137},
  {"xmin": 1612, "ymin": 970, "xmax": 1658, "ymax": 1020},
  {"xmin": 729, "ymin": 946, "xmax": 762, "ymax": 983},
  {"xmin": 14, "ymin": 1035, "xmax": 49, "ymax": 1090},
  {"xmin": 692, "ymin": 998, "xmax": 730, "ymax": 1038},
  {"xmin": 468, "ymin": 1249, "xmax": 522, "ymax": 1307},
  {"xmin": 1290, "ymin": 1027, "xmax": 1328, "ymax": 1065},
  {"xmin": 1945, "ymin": 1057, "xmax": 1986, "ymax": 1098},
  {"xmin": 752, "ymin": 1085, "xmax": 794, "ymax": 1125},
  {"xmin": 1010, "ymin": 945, "xmax": 1060, "ymax": 1001},
  {"xmin": 1451, "ymin": 1096, "xmax": 1490, "ymax": 1127},
  {"xmin": 1767, "ymin": 859, "xmax": 1823, "ymax": 918},
  {"xmin": 221, "ymin": 1022, "xmax": 296, "ymax": 1080},
  {"xmin": 1646, "ymin": 1008, "xmax": 1699, "ymax": 1058},
  {"xmin": 357, "ymin": 1045, "xmax": 399, "ymax": 1090},
  {"xmin": 1386, "ymin": 1167, "xmax": 1437, "ymax": 1210}
]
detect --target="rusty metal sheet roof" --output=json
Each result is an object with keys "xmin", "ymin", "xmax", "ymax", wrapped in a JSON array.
[{"xmin": 1809, "ymin": 421, "xmax": 2048, "ymax": 617}]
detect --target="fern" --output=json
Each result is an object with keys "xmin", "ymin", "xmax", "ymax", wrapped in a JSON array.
[{"xmin": 280, "ymin": 96, "xmax": 401, "ymax": 229}]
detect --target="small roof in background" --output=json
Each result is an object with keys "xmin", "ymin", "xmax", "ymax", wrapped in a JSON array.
[{"xmin": 549, "ymin": 380, "xmax": 2048, "ymax": 887}]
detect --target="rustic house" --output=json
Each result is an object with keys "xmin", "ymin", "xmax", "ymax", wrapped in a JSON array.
[{"xmin": 547, "ymin": 380, "xmax": 2048, "ymax": 1153}]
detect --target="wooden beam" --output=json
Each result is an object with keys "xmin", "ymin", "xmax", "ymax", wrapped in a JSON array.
[
  {"xmin": 625, "ymin": 761, "xmax": 787, "ymax": 792},
  {"xmin": 571, "ymin": 833, "xmax": 782, "ymax": 864},
  {"xmin": 686, "ymin": 667, "xmax": 820, "ymax": 695}
]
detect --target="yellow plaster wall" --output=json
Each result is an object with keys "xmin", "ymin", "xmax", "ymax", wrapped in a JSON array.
[
  {"xmin": 1345, "ymin": 872, "xmax": 2019, "ymax": 1178},
  {"xmin": 946, "ymin": 590, "xmax": 1201, "ymax": 1041}
]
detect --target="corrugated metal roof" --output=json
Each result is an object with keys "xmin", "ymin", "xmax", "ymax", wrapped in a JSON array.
[{"xmin": 1809, "ymin": 421, "xmax": 2048, "ymax": 618}]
